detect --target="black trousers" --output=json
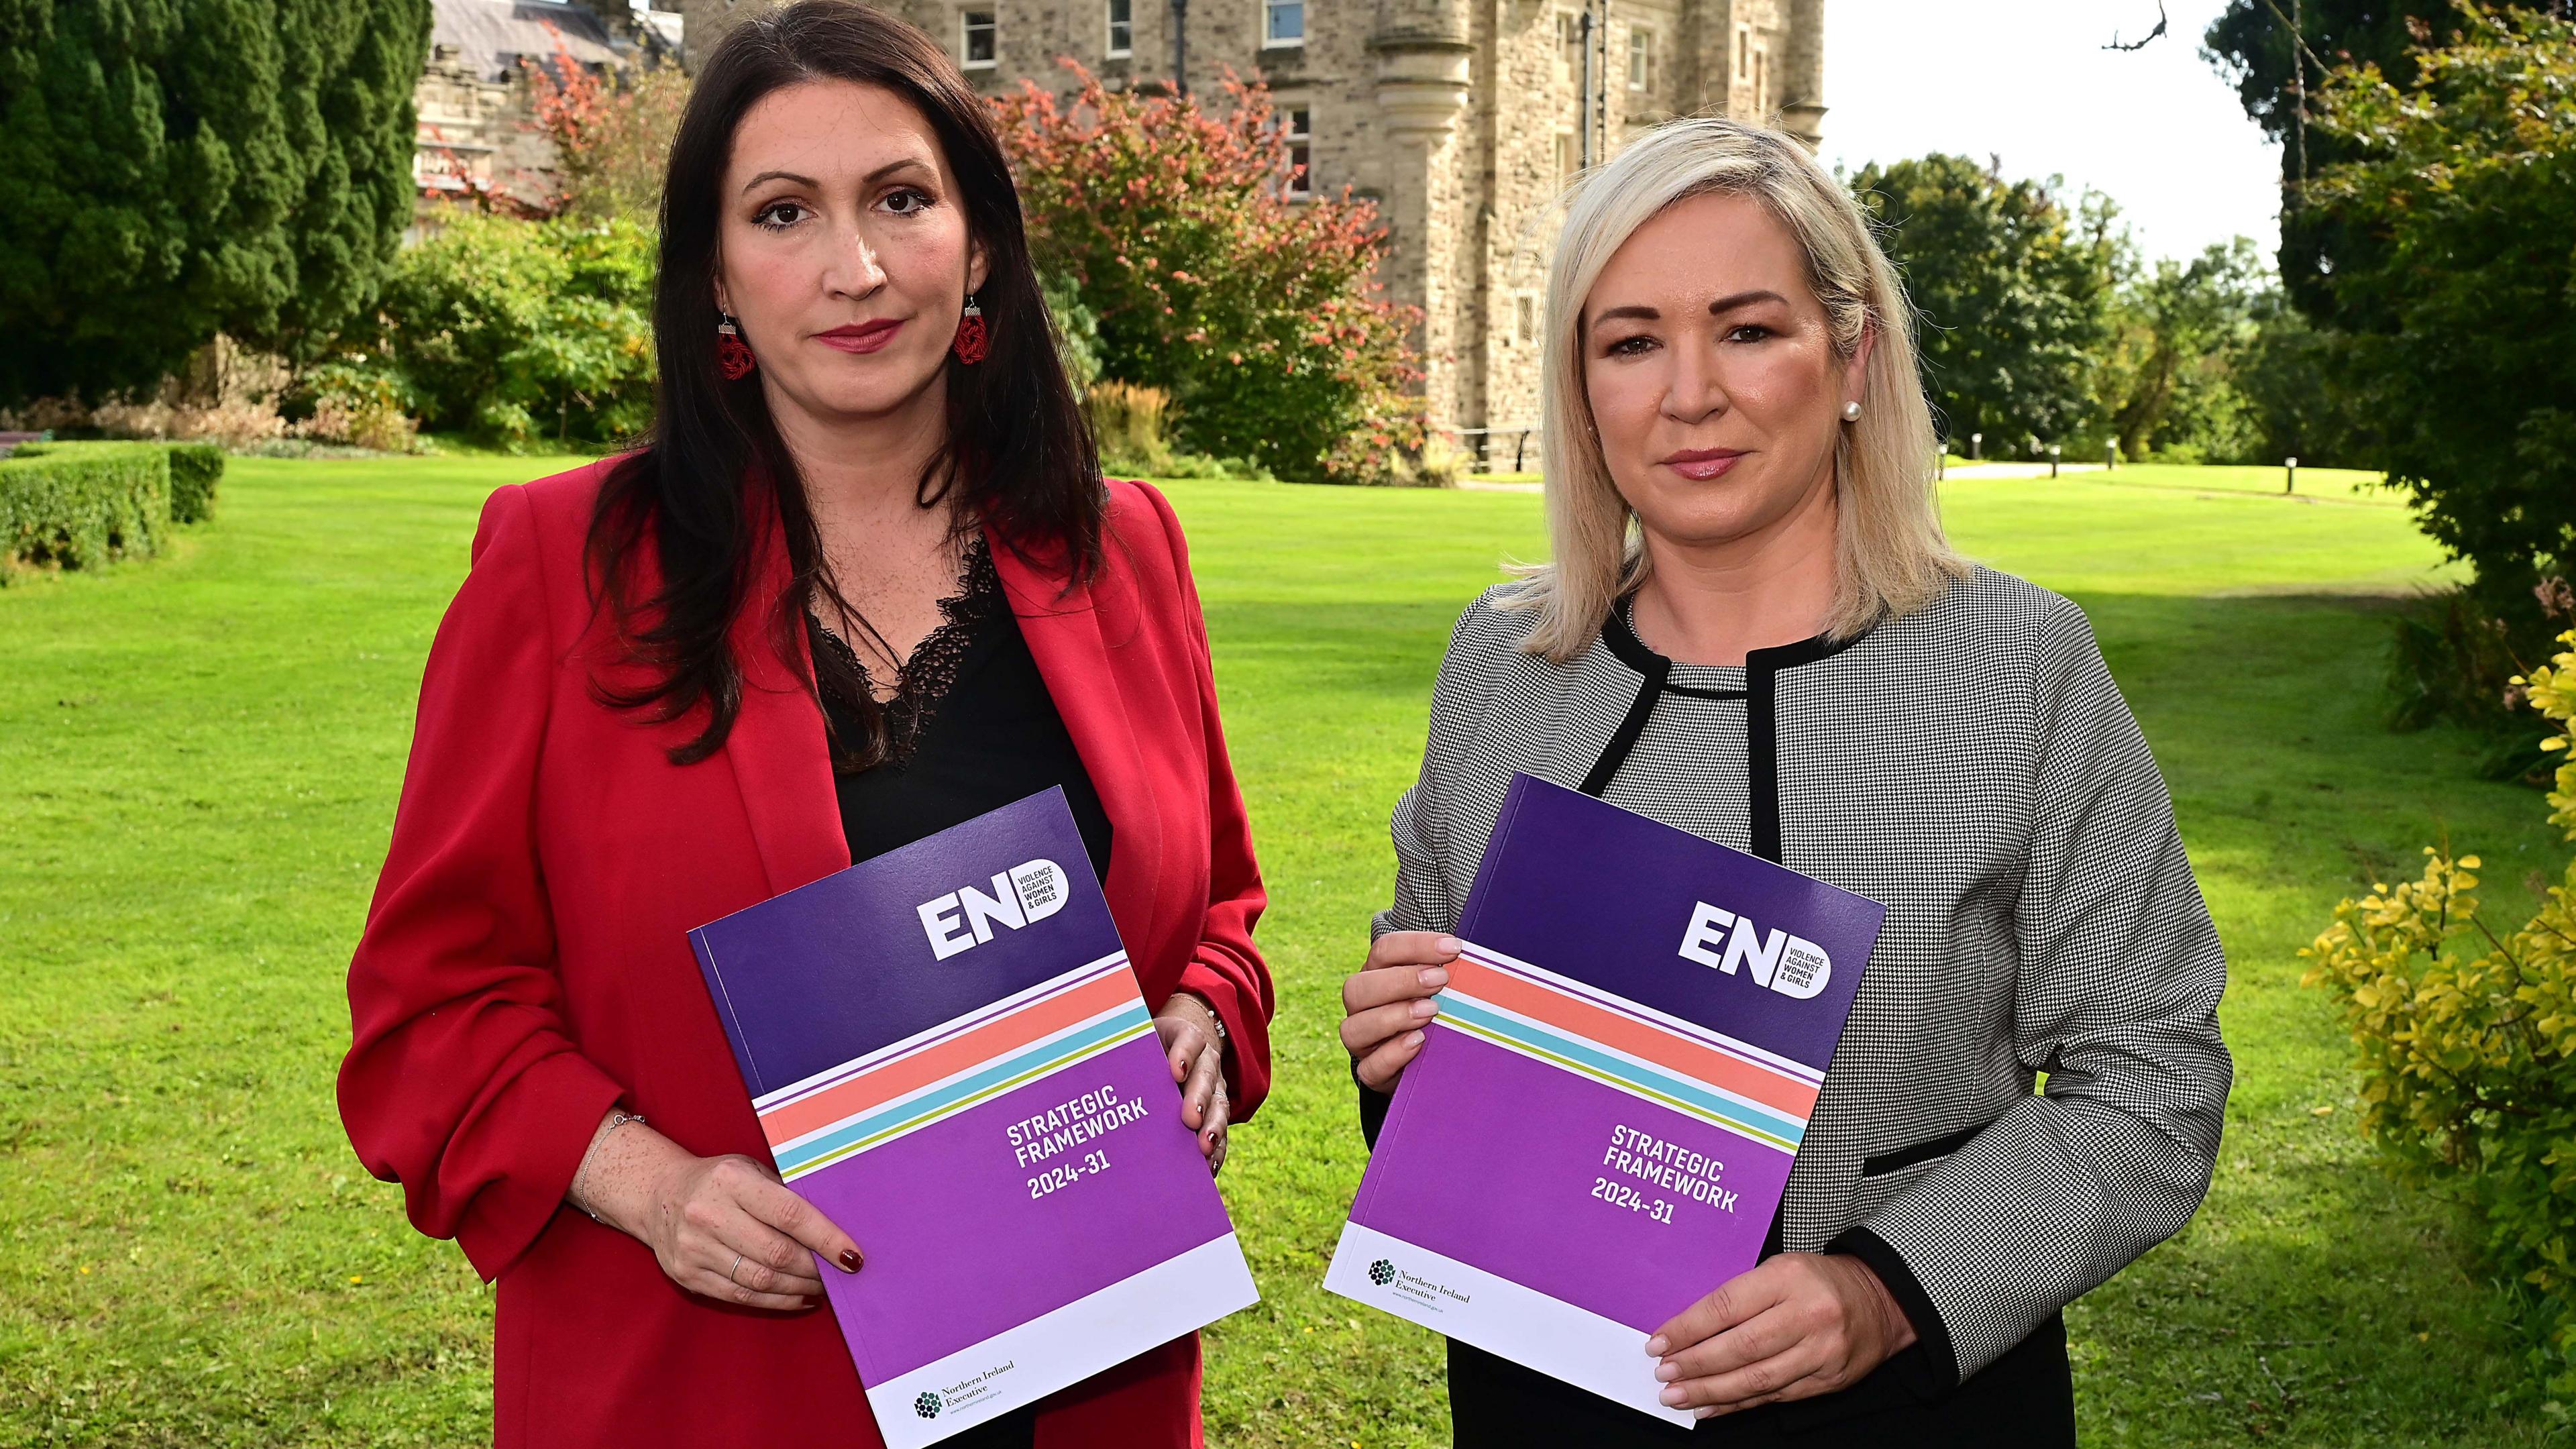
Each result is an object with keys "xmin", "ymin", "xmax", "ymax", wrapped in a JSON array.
[{"xmin": 1447, "ymin": 1313, "xmax": 2075, "ymax": 1447}]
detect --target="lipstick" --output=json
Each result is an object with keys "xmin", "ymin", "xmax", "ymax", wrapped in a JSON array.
[
  {"xmin": 814, "ymin": 319, "xmax": 904, "ymax": 354},
  {"xmin": 1660, "ymin": 447, "xmax": 1746, "ymax": 482}
]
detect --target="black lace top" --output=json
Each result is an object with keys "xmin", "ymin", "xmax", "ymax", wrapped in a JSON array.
[{"xmin": 805, "ymin": 539, "xmax": 1114, "ymax": 881}]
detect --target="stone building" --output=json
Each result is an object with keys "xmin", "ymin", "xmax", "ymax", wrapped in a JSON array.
[
  {"xmin": 414, "ymin": 0, "xmax": 681, "ymax": 221},
  {"xmin": 680, "ymin": 0, "xmax": 1825, "ymax": 450}
]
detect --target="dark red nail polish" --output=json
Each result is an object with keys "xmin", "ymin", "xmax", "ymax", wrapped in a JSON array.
[{"xmin": 839, "ymin": 1249, "xmax": 863, "ymax": 1272}]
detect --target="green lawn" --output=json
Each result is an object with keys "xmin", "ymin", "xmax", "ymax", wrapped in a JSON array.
[{"xmin": 0, "ymin": 458, "xmax": 2561, "ymax": 1446}]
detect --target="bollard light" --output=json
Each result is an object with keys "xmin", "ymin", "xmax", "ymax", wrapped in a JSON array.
[
  {"xmin": 1970, "ymin": 431, "xmax": 1982, "ymax": 461},
  {"xmin": 2286, "ymin": 455, "xmax": 2299, "ymax": 495},
  {"xmin": 2106, "ymin": 439, "xmax": 2118, "ymax": 470},
  {"xmin": 2049, "ymin": 443, "xmax": 2061, "ymax": 480}
]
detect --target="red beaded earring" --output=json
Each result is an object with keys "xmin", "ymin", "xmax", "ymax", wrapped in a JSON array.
[
  {"xmin": 716, "ymin": 313, "xmax": 756, "ymax": 380},
  {"xmin": 952, "ymin": 294, "xmax": 988, "ymax": 365}
]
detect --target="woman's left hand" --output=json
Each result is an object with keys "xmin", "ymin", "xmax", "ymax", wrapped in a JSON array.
[
  {"xmin": 1153, "ymin": 992, "xmax": 1230, "ymax": 1174},
  {"xmin": 1644, "ymin": 1252, "xmax": 1917, "ymax": 1418}
]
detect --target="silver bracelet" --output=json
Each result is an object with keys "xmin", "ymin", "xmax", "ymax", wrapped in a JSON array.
[
  {"xmin": 1173, "ymin": 991, "xmax": 1226, "ymax": 1043},
  {"xmin": 1187, "ymin": 997, "xmax": 1230, "ymax": 1083},
  {"xmin": 575, "ymin": 1110, "xmax": 648, "ymax": 1224}
]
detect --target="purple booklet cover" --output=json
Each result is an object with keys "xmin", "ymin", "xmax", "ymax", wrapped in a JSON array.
[
  {"xmin": 1324, "ymin": 773, "xmax": 1884, "ymax": 1421},
  {"xmin": 688, "ymin": 789, "xmax": 1256, "ymax": 1448}
]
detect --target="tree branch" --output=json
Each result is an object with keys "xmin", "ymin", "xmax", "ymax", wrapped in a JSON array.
[{"xmin": 2104, "ymin": 2, "xmax": 2170, "ymax": 52}]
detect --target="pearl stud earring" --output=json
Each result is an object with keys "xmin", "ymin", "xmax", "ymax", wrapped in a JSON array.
[{"xmin": 1841, "ymin": 400, "xmax": 1864, "ymax": 422}]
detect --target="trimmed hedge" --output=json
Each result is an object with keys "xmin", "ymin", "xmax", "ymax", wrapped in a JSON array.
[
  {"xmin": 0, "ymin": 446, "xmax": 171, "ymax": 578},
  {"xmin": 11, "ymin": 440, "xmax": 222, "ymax": 523},
  {"xmin": 166, "ymin": 443, "xmax": 223, "ymax": 523}
]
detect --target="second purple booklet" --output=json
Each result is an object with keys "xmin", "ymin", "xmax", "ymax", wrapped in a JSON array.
[{"xmin": 1324, "ymin": 773, "xmax": 1884, "ymax": 1421}]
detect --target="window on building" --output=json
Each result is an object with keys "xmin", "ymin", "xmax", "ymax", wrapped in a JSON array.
[
  {"xmin": 1107, "ymin": 0, "xmax": 1131, "ymax": 56},
  {"xmin": 1558, "ymin": 10, "xmax": 1584, "ymax": 77},
  {"xmin": 1556, "ymin": 129, "xmax": 1578, "ymax": 186},
  {"xmin": 1628, "ymin": 28, "xmax": 1653, "ymax": 91},
  {"xmin": 1753, "ymin": 46, "xmax": 1768, "ymax": 111},
  {"xmin": 1515, "ymin": 293, "xmax": 1538, "ymax": 347},
  {"xmin": 1735, "ymin": 25, "xmax": 1750, "ymax": 79},
  {"xmin": 1283, "ymin": 106, "xmax": 1312, "ymax": 199},
  {"xmin": 1264, "ymin": 0, "xmax": 1303, "ymax": 46},
  {"xmin": 961, "ymin": 10, "xmax": 997, "ymax": 68}
]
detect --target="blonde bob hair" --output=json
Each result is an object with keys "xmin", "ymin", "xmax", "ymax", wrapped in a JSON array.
[{"xmin": 1507, "ymin": 116, "xmax": 1968, "ymax": 661}]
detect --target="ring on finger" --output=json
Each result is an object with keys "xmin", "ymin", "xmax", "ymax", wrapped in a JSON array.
[{"xmin": 729, "ymin": 1251, "xmax": 745, "ymax": 1286}]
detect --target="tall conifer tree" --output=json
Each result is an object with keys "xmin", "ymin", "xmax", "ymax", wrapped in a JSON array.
[{"xmin": 0, "ymin": 0, "xmax": 433, "ymax": 400}]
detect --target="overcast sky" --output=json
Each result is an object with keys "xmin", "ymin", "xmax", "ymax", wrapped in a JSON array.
[{"xmin": 1821, "ymin": 0, "xmax": 2286, "ymax": 263}]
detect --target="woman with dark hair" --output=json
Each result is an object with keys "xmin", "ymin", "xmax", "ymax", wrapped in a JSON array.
[{"xmin": 337, "ymin": 5, "xmax": 1273, "ymax": 1445}]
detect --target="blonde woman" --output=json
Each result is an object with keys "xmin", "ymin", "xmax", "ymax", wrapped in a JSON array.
[{"xmin": 1336, "ymin": 119, "xmax": 2231, "ymax": 1444}]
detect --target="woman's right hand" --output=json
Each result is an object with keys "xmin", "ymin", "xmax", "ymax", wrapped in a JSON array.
[
  {"xmin": 1340, "ymin": 931, "xmax": 1462, "ymax": 1091},
  {"xmin": 639, "ymin": 1152, "xmax": 865, "ymax": 1311},
  {"xmin": 569, "ymin": 1113, "xmax": 863, "ymax": 1312}
]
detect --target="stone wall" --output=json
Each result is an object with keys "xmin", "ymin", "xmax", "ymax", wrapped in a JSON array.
[{"xmin": 414, "ymin": 56, "xmax": 561, "ymax": 215}]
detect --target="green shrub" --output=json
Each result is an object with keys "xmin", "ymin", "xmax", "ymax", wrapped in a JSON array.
[
  {"xmin": 333, "ymin": 213, "xmax": 655, "ymax": 452},
  {"xmin": 2306, "ymin": 629, "xmax": 2576, "ymax": 1413},
  {"xmin": 13, "ymin": 440, "xmax": 224, "ymax": 523},
  {"xmin": 1081, "ymin": 381, "xmax": 1277, "ymax": 482},
  {"xmin": 1042, "ymin": 270, "xmax": 1104, "ymax": 397},
  {"xmin": 297, "ymin": 364, "xmax": 421, "ymax": 454},
  {"xmin": 163, "ymin": 444, "xmax": 223, "ymax": 523},
  {"xmin": 0, "ymin": 446, "xmax": 170, "ymax": 578},
  {"xmin": 2384, "ymin": 582, "xmax": 2571, "ymax": 782}
]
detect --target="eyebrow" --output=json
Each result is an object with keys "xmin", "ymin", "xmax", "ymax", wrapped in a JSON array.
[
  {"xmin": 1592, "ymin": 289, "xmax": 1790, "ymax": 325},
  {"xmin": 738, "ymin": 157, "xmax": 936, "ymax": 195}
]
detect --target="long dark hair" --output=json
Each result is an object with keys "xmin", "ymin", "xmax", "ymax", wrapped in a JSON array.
[{"xmin": 588, "ymin": 0, "xmax": 1102, "ymax": 767}]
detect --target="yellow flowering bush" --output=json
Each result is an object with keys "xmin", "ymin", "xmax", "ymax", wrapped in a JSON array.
[{"xmin": 2306, "ymin": 629, "xmax": 2576, "ymax": 1409}]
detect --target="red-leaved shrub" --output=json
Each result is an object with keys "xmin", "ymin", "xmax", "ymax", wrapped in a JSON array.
[{"xmin": 994, "ymin": 65, "xmax": 1424, "ymax": 482}]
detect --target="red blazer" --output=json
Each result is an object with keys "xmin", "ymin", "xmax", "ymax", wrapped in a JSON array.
[{"xmin": 339, "ymin": 461, "xmax": 1273, "ymax": 1448}]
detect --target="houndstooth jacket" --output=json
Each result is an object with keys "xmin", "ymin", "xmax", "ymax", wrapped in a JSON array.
[{"xmin": 1368, "ymin": 566, "xmax": 2231, "ymax": 1387}]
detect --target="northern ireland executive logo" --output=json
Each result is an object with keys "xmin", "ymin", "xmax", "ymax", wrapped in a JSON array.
[
  {"xmin": 914, "ymin": 1392, "xmax": 943, "ymax": 1420},
  {"xmin": 1369, "ymin": 1258, "xmax": 1397, "ymax": 1287}
]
